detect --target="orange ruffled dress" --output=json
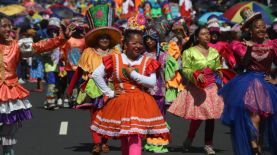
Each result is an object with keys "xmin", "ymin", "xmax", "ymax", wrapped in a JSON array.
[{"xmin": 91, "ymin": 54, "xmax": 170, "ymax": 138}]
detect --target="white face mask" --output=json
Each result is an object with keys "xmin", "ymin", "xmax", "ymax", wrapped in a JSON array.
[{"xmin": 18, "ymin": 38, "xmax": 33, "ymax": 52}]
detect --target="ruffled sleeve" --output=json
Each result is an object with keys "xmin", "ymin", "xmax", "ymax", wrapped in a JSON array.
[
  {"xmin": 145, "ymin": 59, "xmax": 161, "ymax": 76},
  {"xmin": 102, "ymin": 55, "xmax": 114, "ymax": 78},
  {"xmin": 165, "ymin": 55, "xmax": 185, "ymax": 103},
  {"xmin": 165, "ymin": 55, "xmax": 179, "ymax": 81},
  {"xmin": 32, "ymin": 34, "xmax": 67, "ymax": 53},
  {"xmin": 167, "ymin": 40, "xmax": 181, "ymax": 60},
  {"xmin": 209, "ymin": 41, "xmax": 236, "ymax": 68},
  {"xmin": 230, "ymin": 40, "xmax": 247, "ymax": 58}
]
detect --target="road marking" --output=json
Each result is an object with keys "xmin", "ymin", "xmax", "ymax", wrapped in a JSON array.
[{"xmin": 59, "ymin": 121, "xmax": 68, "ymax": 135}]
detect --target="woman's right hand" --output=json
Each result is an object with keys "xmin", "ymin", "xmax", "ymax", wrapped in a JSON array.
[
  {"xmin": 243, "ymin": 40, "xmax": 255, "ymax": 47},
  {"xmin": 114, "ymin": 89, "xmax": 125, "ymax": 97},
  {"xmin": 264, "ymin": 75, "xmax": 277, "ymax": 85},
  {"xmin": 197, "ymin": 73, "xmax": 206, "ymax": 83}
]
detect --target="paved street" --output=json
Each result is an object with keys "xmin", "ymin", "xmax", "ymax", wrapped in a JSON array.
[{"xmin": 14, "ymin": 83, "xmax": 271, "ymax": 155}]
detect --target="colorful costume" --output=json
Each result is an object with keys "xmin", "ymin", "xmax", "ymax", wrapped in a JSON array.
[
  {"xmin": 164, "ymin": 40, "xmax": 185, "ymax": 102},
  {"xmin": 219, "ymin": 40, "xmax": 277, "ymax": 155},
  {"xmin": 72, "ymin": 47, "xmax": 119, "ymax": 109},
  {"xmin": 42, "ymin": 17, "xmax": 64, "ymax": 109},
  {"xmin": 142, "ymin": 27, "xmax": 181, "ymax": 153},
  {"xmin": 143, "ymin": 51, "xmax": 179, "ymax": 152},
  {"xmin": 67, "ymin": 4, "xmax": 122, "ymax": 153},
  {"xmin": 168, "ymin": 47, "xmax": 224, "ymax": 148},
  {"xmin": 43, "ymin": 47, "xmax": 60, "ymax": 105},
  {"xmin": 59, "ymin": 37, "xmax": 86, "ymax": 103},
  {"xmin": 0, "ymin": 34, "xmax": 66, "ymax": 153},
  {"xmin": 168, "ymin": 47, "xmax": 223, "ymax": 119},
  {"xmin": 91, "ymin": 53, "xmax": 170, "ymax": 138}
]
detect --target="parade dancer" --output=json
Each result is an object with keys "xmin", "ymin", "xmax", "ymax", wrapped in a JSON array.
[
  {"xmin": 219, "ymin": 8, "xmax": 277, "ymax": 155},
  {"xmin": 43, "ymin": 17, "xmax": 64, "ymax": 109},
  {"xmin": 67, "ymin": 4, "xmax": 121, "ymax": 154},
  {"xmin": 0, "ymin": 15, "xmax": 74, "ymax": 155},
  {"xmin": 143, "ymin": 27, "xmax": 180, "ymax": 153},
  {"xmin": 90, "ymin": 14, "xmax": 170, "ymax": 155},
  {"xmin": 168, "ymin": 26, "xmax": 224, "ymax": 155},
  {"xmin": 59, "ymin": 17, "xmax": 86, "ymax": 107}
]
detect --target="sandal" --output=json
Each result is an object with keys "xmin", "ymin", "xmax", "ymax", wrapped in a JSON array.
[
  {"xmin": 101, "ymin": 143, "xmax": 110, "ymax": 153},
  {"xmin": 92, "ymin": 143, "xmax": 101, "ymax": 153}
]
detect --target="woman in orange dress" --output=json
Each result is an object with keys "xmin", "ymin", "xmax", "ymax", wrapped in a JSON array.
[
  {"xmin": 91, "ymin": 29, "xmax": 170, "ymax": 155},
  {"xmin": 0, "ymin": 15, "xmax": 74, "ymax": 155},
  {"xmin": 66, "ymin": 4, "xmax": 122, "ymax": 153}
]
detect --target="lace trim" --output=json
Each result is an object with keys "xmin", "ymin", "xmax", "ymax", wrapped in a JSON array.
[
  {"xmin": 0, "ymin": 99, "xmax": 32, "ymax": 114},
  {"xmin": 91, "ymin": 125, "xmax": 169, "ymax": 137},
  {"xmin": 96, "ymin": 115, "xmax": 164, "ymax": 124},
  {"xmin": 142, "ymin": 56, "xmax": 150, "ymax": 75},
  {"xmin": 93, "ymin": 122, "xmax": 166, "ymax": 130}
]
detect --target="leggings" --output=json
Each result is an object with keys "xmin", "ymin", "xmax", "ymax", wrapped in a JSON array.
[
  {"xmin": 187, "ymin": 119, "xmax": 215, "ymax": 145},
  {"xmin": 90, "ymin": 108, "xmax": 107, "ymax": 144},
  {"xmin": 121, "ymin": 135, "xmax": 142, "ymax": 155}
]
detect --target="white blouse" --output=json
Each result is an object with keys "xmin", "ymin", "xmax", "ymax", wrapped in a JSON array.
[{"xmin": 91, "ymin": 53, "xmax": 157, "ymax": 98}]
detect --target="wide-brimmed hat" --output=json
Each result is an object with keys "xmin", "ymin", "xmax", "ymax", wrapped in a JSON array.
[
  {"xmin": 85, "ymin": 4, "xmax": 121, "ymax": 47},
  {"xmin": 240, "ymin": 7, "xmax": 262, "ymax": 29}
]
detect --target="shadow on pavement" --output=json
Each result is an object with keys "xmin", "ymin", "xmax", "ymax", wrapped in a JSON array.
[
  {"xmin": 64, "ymin": 143, "xmax": 91, "ymax": 152},
  {"xmin": 167, "ymin": 145, "xmax": 227, "ymax": 153},
  {"xmin": 64, "ymin": 143, "xmax": 121, "ymax": 153}
]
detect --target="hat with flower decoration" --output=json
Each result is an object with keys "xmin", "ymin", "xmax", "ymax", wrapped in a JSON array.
[
  {"xmin": 240, "ymin": 7, "xmax": 262, "ymax": 29},
  {"xmin": 85, "ymin": 4, "xmax": 122, "ymax": 47},
  {"xmin": 126, "ymin": 13, "xmax": 146, "ymax": 31}
]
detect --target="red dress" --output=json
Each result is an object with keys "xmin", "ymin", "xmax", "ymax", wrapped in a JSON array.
[{"xmin": 91, "ymin": 54, "xmax": 170, "ymax": 138}]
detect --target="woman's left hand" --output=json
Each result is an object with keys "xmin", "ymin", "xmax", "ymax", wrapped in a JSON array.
[
  {"xmin": 264, "ymin": 75, "xmax": 277, "ymax": 85},
  {"xmin": 126, "ymin": 66, "xmax": 135, "ymax": 75}
]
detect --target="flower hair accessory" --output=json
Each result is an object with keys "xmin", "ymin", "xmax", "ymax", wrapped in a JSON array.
[{"xmin": 127, "ymin": 14, "xmax": 146, "ymax": 30}]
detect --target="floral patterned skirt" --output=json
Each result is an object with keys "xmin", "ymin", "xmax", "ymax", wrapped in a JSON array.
[{"xmin": 168, "ymin": 84, "xmax": 224, "ymax": 120}]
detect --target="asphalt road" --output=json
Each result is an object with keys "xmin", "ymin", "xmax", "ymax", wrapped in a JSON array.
[{"xmin": 13, "ymin": 83, "xmax": 271, "ymax": 155}]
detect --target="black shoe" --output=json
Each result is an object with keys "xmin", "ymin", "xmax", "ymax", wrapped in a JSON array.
[{"xmin": 183, "ymin": 138, "xmax": 192, "ymax": 152}]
